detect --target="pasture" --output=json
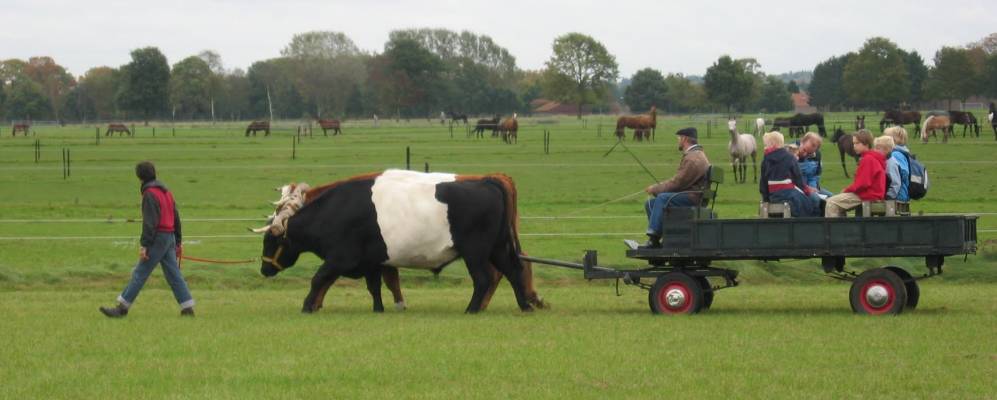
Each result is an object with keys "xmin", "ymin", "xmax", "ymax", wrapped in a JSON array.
[{"xmin": 1, "ymin": 113, "xmax": 996, "ymax": 398}]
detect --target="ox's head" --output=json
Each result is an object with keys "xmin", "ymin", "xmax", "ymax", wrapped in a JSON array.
[{"xmin": 252, "ymin": 220, "xmax": 303, "ymax": 277}]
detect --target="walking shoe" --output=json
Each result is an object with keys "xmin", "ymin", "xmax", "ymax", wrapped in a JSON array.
[
  {"xmin": 180, "ymin": 307, "xmax": 195, "ymax": 317},
  {"xmin": 99, "ymin": 303, "xmax": 129, "ymax": 318},
  {"xmin": 638, "ymin": 235, "xmax": 662, "ymax": 249}
]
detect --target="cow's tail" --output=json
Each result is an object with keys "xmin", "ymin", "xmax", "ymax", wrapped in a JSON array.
[{"xmin": 483, "ymin": 174, "xmax": 522, "ymax": 257}]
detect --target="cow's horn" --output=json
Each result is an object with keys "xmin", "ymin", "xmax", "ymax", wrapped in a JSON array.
[{"xmin": 249, "ymin": 226, "xmax": 270, "ymax": 234}]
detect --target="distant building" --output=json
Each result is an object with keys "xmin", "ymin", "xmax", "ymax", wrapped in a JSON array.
[
  {"xmin": 793, "ymin": 92, "xmax": 816, "ymax": 114},
  {"xmin": 530, "ymin": 98, "xmax": 623, "ymax": 115}
]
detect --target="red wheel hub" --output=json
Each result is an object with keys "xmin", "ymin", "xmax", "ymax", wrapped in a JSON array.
[
  {"xmin": 656, "ymin": 283, "xmax": 692, "ymax": 313},
  {"xmin": 859, "ymin": 279, "xmax": 896, "ymax": 314}
]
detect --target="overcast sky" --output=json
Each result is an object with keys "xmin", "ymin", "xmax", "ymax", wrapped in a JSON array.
[{"xmin": 2, "ymin": 0, "xmax": 994, "ymax": 78}]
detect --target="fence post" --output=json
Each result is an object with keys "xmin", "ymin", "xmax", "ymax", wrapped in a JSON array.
[
  {"xmin": 292, "ymin": 137, "xmax": 296, "ymax": 160},
  {"xmin": 152, "ymin": 127, "xmax": 156, "ymax": 137},
  {"xmin": 95, "ymin": 127, "xmax": 100, "ymax": 146},
  {"xmin": 406, "ymin": 146, "xmax": 411, "ymax": 170},
  {"xmin": 424, "ymin": 162, "xmax": 429, "ymax": 173},
  {"xmin": 62, "ymin": 148, "xmax": 66, "ymax": 179},
  {"xmin": 172, "ymin": 127, "xmax": 176, "ymax": 137}
]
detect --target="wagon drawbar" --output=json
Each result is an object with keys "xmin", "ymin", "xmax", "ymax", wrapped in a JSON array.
[{"xmin": 522, "ymin": 210, "xmax": 978, "ymax": 316}]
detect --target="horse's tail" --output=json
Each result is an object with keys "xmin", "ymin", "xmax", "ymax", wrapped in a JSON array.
[{"xmin": 921, "ymin": 116, "xmax": 934, "ymax": 142}]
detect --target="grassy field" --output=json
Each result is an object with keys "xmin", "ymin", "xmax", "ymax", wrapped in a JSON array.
[{"xmin": 1, "ymin": 113, "xmax": 996, "ymax": 398}]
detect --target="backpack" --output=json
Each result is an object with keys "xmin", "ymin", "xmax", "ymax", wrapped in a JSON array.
[{"xmin": 903, "ymin": 152, "xmax": 928, "ymax": 200}]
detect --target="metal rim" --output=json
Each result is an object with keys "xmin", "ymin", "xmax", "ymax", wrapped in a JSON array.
[
  {"xmin": 656, "ymin": 282, "xmax": 692, "ymax": 313},
  {"xmin": 859, "ymin": 279, "xmax": 896, "ymax": 314}
]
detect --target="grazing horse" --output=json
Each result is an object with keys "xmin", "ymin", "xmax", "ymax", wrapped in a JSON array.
[
  {"xmin": 921, "ymin": 115, "xmax": 952, "ymax": 143},
  {"xmin": 318, "ymin": 118, "xmax": 342, "ymax": 136},
  {"xmin": 11, "ymin": 123, "xmax": 30, "ymax": 136},
  {"xmin": 727, "ymin": 119, "xmax": 758, "ymax": 183},
  {"xmin": 105, "ymin": 123, "xmax": 132, "ymax": 136},
  {"xmin": 948, "ymin": 111, "xmax": 979, "ymax": 138},
  {"xmin": 252, "ymin": 170, "xmax": 545, "ymax": 313},
  {"xmin": 771, "ymin": 116, "xmax": 792, "ymax": 133},
  {"xmin": 246, "ymin": 120, "xmax": 270, "ymax": 137},
  {"xmin": 472, "ymin": 116, "xmax": 500, "ymax": 138},
  {"xmin": 615, "ymin": 106, "xmax": 656, "ymax": 141},
  {"xmin": 497, "ymin": 113, "xmax": 519, "ymax": 144},
  {"xmin": 789, "ymin": 113, "xmax": 827, "ymax": 137},
  {"xmin": 880, "ymin": 110, "xmax": 921, "ymax": 133},
  {"xmin": 831, "ymin": 128, "xmax": 860, "ymax": 178},
  {"xmin": 990, "ymin": 102, "xmax": 997, "ymax": 140},
  {"xmin": 755, "ymin": 118, "xmax": 765, "ymax": 135},
  {"xmin": 447, "ymin": 111, "xmax": 468, "ymax": 125},
  {"xmin": 855, "ymin": 115, "xmax": 865, "ymax": 131}
]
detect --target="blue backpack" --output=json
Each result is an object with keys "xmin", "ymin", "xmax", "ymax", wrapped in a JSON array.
[{"xmin": 903, "ymin": 152, "xmax": 928, "ymax": 200}]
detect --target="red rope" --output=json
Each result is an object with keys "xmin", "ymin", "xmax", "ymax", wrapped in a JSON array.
[{"xmin": 181, "ymin": 255, "xmax": 257, "ymax": 264}]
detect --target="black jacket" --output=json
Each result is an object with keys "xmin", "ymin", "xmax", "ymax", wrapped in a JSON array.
[{"xmin": 759, "ymin": 148, "xmax": 807, "ymax": 202}]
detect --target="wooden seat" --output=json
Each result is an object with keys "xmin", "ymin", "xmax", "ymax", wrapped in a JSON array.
[
  {"xmin": 858, "ymin": 200, "xmax": 908, "ymax": 217},
  {"xmin": 759, "ymin": 202, "xmax": 791, "ymax": 218}
]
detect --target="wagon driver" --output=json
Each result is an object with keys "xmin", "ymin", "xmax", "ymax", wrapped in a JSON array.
[{"xmin": 641, "ymin": 127, "xmax": 711, "ymax": 249}]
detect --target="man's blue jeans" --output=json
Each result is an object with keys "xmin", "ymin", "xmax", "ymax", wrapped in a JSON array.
[
  {"xmin": 117, "ymin": 232, "xmax": 194, "ymax": 309},
  {"xmin": 644, "ymin": 192, "xmax": 696, "ymax": 235}
]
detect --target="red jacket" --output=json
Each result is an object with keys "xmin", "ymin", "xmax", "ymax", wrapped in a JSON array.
[{"xmin": 844, "ymin": 150, "xmax": 886, "ymax": 201}]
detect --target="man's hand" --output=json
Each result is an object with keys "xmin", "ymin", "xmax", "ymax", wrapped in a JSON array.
[
  {"xmin": 645, "ymin": 185, "xmax": 655, "ymax": 195},
  {"xmin": 139, "ymin": 247, "xmax": 149, "ymax": 261}
]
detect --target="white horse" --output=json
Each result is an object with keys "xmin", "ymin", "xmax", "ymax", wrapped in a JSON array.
[
  {"xmin": 755, "ymin": 118, "xmax": 765, "ymax": 136},
  {"xmin": 728, "ymin": 119, "xmax": 758, "ymax": 183}
]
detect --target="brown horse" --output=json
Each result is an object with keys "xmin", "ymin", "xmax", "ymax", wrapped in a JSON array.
[
  {"xmin": 105, "ymin": 123, "xmax": 132, "ymax": 136},
  {"xmin": 880, "ymin": 110, "xmax": 921, "ymax": 132},
  {"xmin": 615, "ymin": 106, "xmax": 656, "ymax": 141},
  {"xmin": 497, "ymin": 113, "xmax": 518, "ymax": 144},
  {"xmin": 11, "ymin": 123, "xmax": 30, "ymax": 136},
  {"xmin": 318, "ymin": 119, "xmax": 342, "ymax": 136},
  {"xmin": 831, "ymin": 127, "xmax": 860, "ymax": 178},
  {"xmin": 921, "ymin": 115, "xmax": 952, "ymax": 143},
  {"xmin": 246, "ymin": 120, "xmax": 270, "ymax": 137}
]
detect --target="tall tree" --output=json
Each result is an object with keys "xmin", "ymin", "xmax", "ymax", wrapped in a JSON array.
[
  {"xmin": 22, "ymin": 57, "xmax": 75, "ymax": 121},
  {"xmin": 704, "ymin": 55, "xmax": 754, "ymax": 114},
  {"xmin": 0, "ymin": 59, "xmax": 28, "ymax": 83},
  {"xmin": 926, "ymin": 46, "xmax": 977, "ymax": 109},
  {"xmin": 0, "ymin": 81, "xmax": 6, "ymax": 118},
  {"xmin": 755, "ymin": 76, "xmax": 793, "ymax": 112},
  {"xmin": 116, "ymin": 47, "xmax": 171, "ymax": 123},
  {"xmin": 5, "ymin": 77, "xmax": 51, "ymax": 119},
  {"xmin": 809, "ymin": 54, "xmax": 853, "ymax": 110},
  {"xmin": 623, "ymin": 68, "xmax": 668, "ymax": 113},
  {"xmin": 73, "ymin": 66, "xmax": 119, "ymax": 120},
  {"xmin": 389, "ymin": 28, "xmax": 518, "ymax": 86},
  {"xmin": 216, "ymin": 69, "xmax": 251, "ymax": 121},
  {"xmin": 247, "ymin": 58, "xmax": 303, "ymax": 119},
  {"xmin": 900, "ymin": 50, "xmax": 929, "ymax": 105},
  {"xmin": 842, "ymin": 37, "xmax": 909, "ymax": 110},
  {"xmin": 984, "ymin": 53, "xmax": 997, "ymax": 99},
  {"xmin": 543, "ymin": 33, "xmax": 619, "ymax": 118},
  {"xmin": 379, "ymin": 37, "xmax": 446, "ymax": 117},
  {"xmin": 170, "ymin": 56, "xmax": 213, "ymax": 118},
  {"xmin": 281, "ymin": 31, "xmax": 361, "ymax": 59},
  {"xmin": 663, "ymin": 73, "xmax": 707, "ymax": 113},
  {"xmin": 787, "ymin": 80, "xmax": 800, "ymax": 93}
]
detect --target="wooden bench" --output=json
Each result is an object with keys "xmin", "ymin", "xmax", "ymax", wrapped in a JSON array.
[
  {"xmin": 857, "ymin": 200, "xmax": 910, "ymax": 217},
  {"xmin": 759, "ymin": 202, "xmax": 792, "ymax": 218}
]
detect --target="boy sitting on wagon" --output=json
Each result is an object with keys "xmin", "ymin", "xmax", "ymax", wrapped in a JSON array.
[
  {"xmin": 824, "ymin": 131, "xmax": 893, "ymax": 217},
  {"xmin": 760, "ymin": 131, "xmax": 819, "ymax": 217}
]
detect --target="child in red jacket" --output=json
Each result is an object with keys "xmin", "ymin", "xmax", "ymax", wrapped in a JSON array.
[{"xmin": 825, "ymin": 131, "xmax": 894, "ymax": 217}]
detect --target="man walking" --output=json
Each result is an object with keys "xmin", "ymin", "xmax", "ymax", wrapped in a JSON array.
[{"xmin": 100, "ymin": 161, "xmax": 194, "ymax": 317}]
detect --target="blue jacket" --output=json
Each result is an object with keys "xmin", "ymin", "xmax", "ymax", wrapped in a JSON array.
[
  {"xmin": 794, "ymin": 140, "xmax": 822, "ymax": 189},
  {"xmin": 886, "ymin": 145, "xmax": 910, "ymax": 201}
]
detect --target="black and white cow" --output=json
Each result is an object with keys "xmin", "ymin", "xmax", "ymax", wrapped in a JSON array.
[{"xmin": 253, "ymin": 169, "xmax": 544, "ymax": 314}]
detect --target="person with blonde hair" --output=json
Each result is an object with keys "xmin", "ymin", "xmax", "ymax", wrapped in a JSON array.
[
  {"xmin": 760, "ymin": 131, "xmax": 818, "ymax": 217},
  {"xmin": 825, "ymin": 130, "xmax": 886, "ymax": 217},
  {"xmin": 883, "ymin": 126, "xmax": 912, "ymax": 201}
]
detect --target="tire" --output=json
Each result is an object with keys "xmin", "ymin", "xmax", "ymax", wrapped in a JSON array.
[
  {"xmin": 649, "ymin": 272, "xmax": 704, "ymax": 315},
  {"xmin": 884, "ymin": 266, "xmax": 920, "ymax": 310},
  {"xmin": 695, "ymin": 276, "xmax": 714, "ymax": 310},
  {"xmin": 849, "ymin": 268, "xmax": 908, "ymax": 315}
]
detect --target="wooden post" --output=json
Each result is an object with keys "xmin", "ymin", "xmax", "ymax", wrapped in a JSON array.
[
  {"xmin": 62, "ymin": 148, "xmax": 67, "ymax": 179},
  {"xmin": 95, "ymin": 127, "xmax": 100, "ymax": 146},
  {"xmin": 172, "ymin": 127, "xmax": 176, "ymax": 137},
  {"xmin": 152, "ymin": 127, "xmax": 156, "ymax": 137},
  {"xmin": 292, "ymin": 137, "xmax": 296, "ymax": 160},
  {"xmin": 424, "ymin": 162, "xmax": 429, "ymax": 173},
  {"xmin": 449, "ymin": 124, "xmax": 453, "ymax": 139},
  {"xmin": 598, "ymin": 123, "xmax": 601, "ymax": 137},
  {"xmin": 406, "ymin": 146, "xmax": 411, "ymax": 170},
  {"xmin": 67, "ymin": 149, "xmax": 70, "ymax": 178}
]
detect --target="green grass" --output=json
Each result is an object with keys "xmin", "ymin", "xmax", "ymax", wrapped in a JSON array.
[
  {"xmin": 1, "ymin": 286, "xmax": 994, "ymax": 399},
  {"xmin": 1, "ymin": 114, "xmax": 996, "ymax": 398}
]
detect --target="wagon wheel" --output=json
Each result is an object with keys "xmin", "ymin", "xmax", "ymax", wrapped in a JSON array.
[
  {"xmin": 649, "ymin": 272, "xmax": 704, "ymax": 315},
  {"xmin": 849, "ymin": 268, "xmax": 908, "ymax": 315},
  {"xmin": 695, "ymin": 276, "xmax": 714, "ymax": 310},
  {"xmin": 884, "ymin": 266, "xmax": 920, "ymax": 310}
]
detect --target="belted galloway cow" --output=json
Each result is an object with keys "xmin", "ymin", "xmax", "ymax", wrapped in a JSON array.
[{"xmin": 252, "ymin": 169, "xmax": 544, "ymax": 313}]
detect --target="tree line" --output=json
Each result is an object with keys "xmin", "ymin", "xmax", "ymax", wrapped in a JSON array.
[{"xmin": 1, "ymin": 31, "xmax": 995, "ymax": 123}]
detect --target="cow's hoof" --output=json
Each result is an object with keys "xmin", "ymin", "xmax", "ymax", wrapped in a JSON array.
[
  {"xmin": 372, "ymin": 306, "xmax": 385, "ymax": 313},
  {"xmin": 301, "ymin": 305, "xmax": 316, "ymax": 314},
  {"xmin": 394, "ymin": 301, "xmax": 407, "ymax": 311}
]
